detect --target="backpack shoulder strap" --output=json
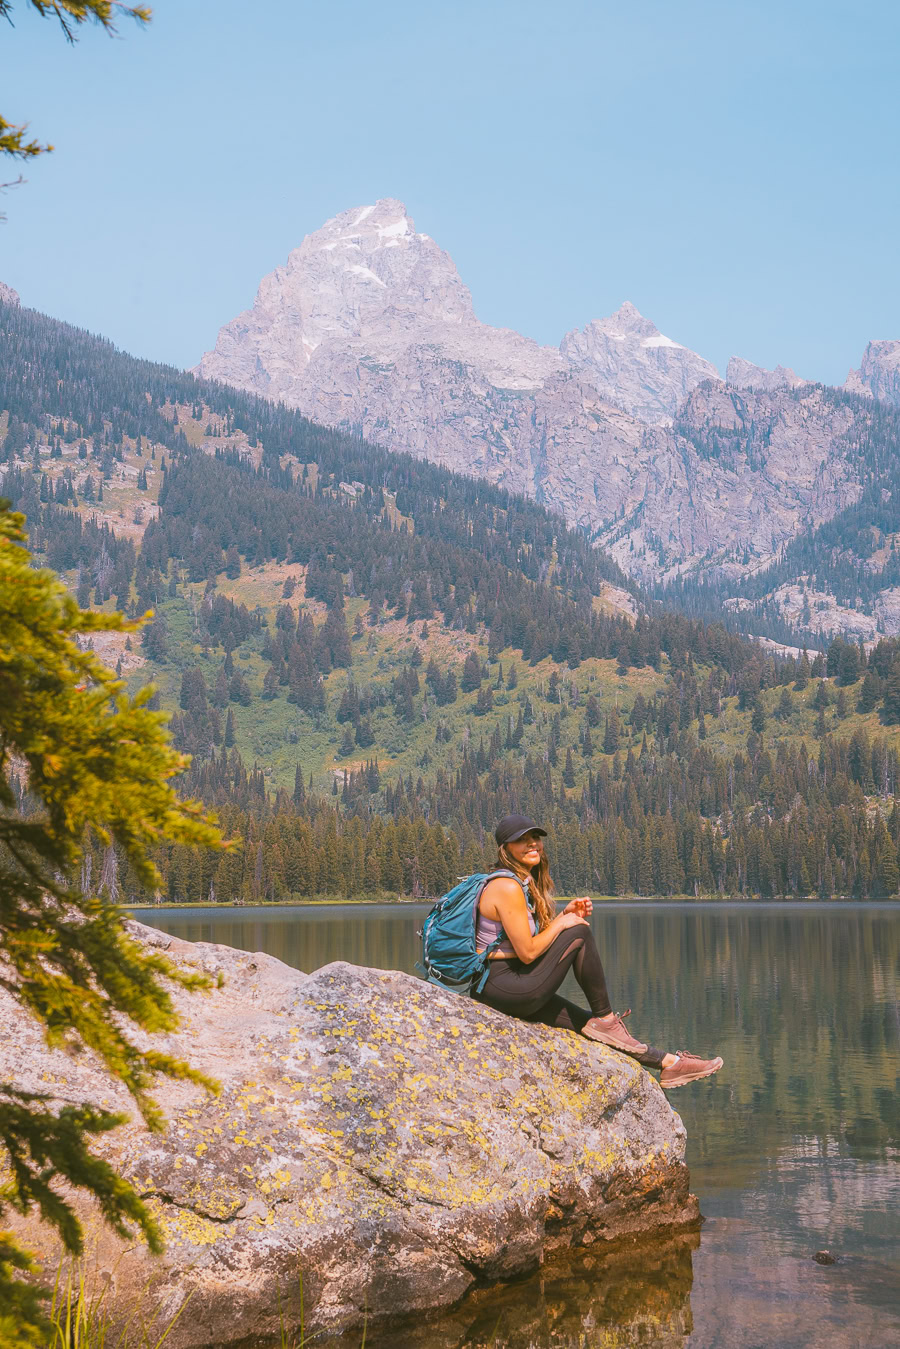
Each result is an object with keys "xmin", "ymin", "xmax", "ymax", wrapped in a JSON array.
[{"xmin": 480, "ymin": 868, "xmax": 533, "ymax": 908}]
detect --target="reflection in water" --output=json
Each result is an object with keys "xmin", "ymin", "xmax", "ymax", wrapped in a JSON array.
[
  {"xmin": 317, "ymin": 1230, "xmax": 698, "ymax": 1349},
  {"xmin": 135, "ymin": 903, "xmax": 900, "ymax": 1348}
]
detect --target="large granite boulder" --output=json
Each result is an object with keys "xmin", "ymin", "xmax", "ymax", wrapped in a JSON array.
[{"xmin": 4, "ymin": 922, "xmax": 699, "ymax": 1346}]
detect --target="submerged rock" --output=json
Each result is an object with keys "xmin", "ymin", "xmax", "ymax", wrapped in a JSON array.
[{"xmin": 4, "ymin": 922, "xmax": 700, "ymax": 1347}]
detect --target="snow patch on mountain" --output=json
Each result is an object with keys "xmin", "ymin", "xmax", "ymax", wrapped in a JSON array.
[{"xmin": 560, "ymin": 303, "xmax": 719, "ymax": 424}]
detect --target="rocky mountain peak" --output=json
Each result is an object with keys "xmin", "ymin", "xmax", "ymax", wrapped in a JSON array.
[
  {"xmin": 726, "ymin": 356, "xmax": 805, "ymax": 392},
  {"xmin": 845, "ymin": 339, "xmax": 900, "ymax": 407},
  {"xmin": 0, "ymin": 281, "xmax": 20, "ymax": 307},
  {"xmin": 309, "ymin": 197, "xmax": 413, "ymax": 243},
  {"xmin": 196, "ymin": 200, "xmax": 477, "ymax": 399},
  {"xmin": 283, "ymin": 197, "xmax": 475, "ymax": 332},
  {"xmin": 588, "ymin": 300, "xmax": 668, "ymax": 343},
  {"xmin": 196, "ymin": 200, "xmax": 883, "ymax": 612},
  {"xmin": 560, "ymin": 303, "xmax": 720, "ymax": 425}
]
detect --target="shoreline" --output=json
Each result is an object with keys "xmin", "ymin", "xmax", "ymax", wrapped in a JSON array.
[{"xmin": 123, "ymin": 894, "xmax": 900, "ymax": 911}]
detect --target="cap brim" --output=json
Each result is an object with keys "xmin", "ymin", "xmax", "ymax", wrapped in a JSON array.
[{"xmin": 507, "ymin": 826, "xmax": 547, "ymax": 842}]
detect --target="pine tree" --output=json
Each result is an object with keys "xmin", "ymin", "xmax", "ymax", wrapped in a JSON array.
[
  {"xmin": 798, "ymin": 856, "xmax": 813, "ymax": 896},
  {"xmin": 474, "ymin": 686, "xmax": 493, "ymax": 715},
  {"xmin": 873, "ymin": 816, "xmax": 899, "ymax": 896},
  {"xmin": 858, "ymin": 670, "xmax": 882, "ymax": 713},
  {"xmin": 882, "ymin": 662, "xmax": 900, "ymax": 724},
  {"xmin": 612, "ymin": 825, "xmax": 630, "ymax": 894},
  {"xmin": 812, "ymin": 679, "xmax": 831, "ymax": 711},
  {"xmin": 0, "ymin": 500, "xmax": 224, "ymax": 1340},
  {"xmin": 603, "ymin": 710, "xmax": 620, "ymax": 754},
  {"xmin": 461, "ymin": 651, "xmax": 482, "ymax": 693},
  {"xmin": 838, "ymin": 643, "xmax": 861, "ymax": 686}
]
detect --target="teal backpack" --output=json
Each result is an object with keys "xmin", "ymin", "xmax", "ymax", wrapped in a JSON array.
[{"xmin": 417, "ymin": 869, "xmax": 531, "ymax": 996}]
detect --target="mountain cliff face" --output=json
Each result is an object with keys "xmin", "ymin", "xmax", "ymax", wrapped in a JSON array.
[
  {"xmin": 845, "ymin": 340, "xmax": 900, "ymax": 406},
  {"xmin": 726, "ymin": 356, "xmax": 805, "ymax": 391},
  {"xmin": 197, "ymin": 201, "xmax": 900, "ymax": 623},
  {"xmin": 197, "ymin": 201, "xmax": 716, "ymax": 431},
  {"xmin": 561, "ymin": 302, "xmax": 719, "ymax": 424},
  {"xmin": 197, "ymin": 199, "xmax": 561, "ymax": 403},
  {"xmin": 0, "ymin": 281, "xmax": 20, "ymax": 307},
  {"xmin": 597, "ymin": 382, "xmax": 869, "ymax": 585}
]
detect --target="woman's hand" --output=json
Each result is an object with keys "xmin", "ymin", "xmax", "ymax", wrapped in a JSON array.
[
  {"xmin": 481, "ymin": 878, "xmax": 589, "ymax": 963},
  {"xmin": 564, "ymin": 896, "xmax": 593, "ymax": 919},
  {"xmin": 559, "ymin": 910, "xmax": 590, "ymax": 930}
]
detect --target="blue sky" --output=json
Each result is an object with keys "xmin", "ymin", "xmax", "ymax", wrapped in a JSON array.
[{"xmin": 2, "ymin": 0, "xmax": 898, "ymax": 383}]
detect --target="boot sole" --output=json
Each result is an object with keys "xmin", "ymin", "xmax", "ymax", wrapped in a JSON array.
[{"xmin": 660, "ymin": 1058, "xmax": 723, "ymax": 1089}]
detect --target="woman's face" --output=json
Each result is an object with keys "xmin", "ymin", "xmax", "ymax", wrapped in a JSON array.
[{"xmin": 506, "ymin": 831, "xmax": 545, "ymax": 868}]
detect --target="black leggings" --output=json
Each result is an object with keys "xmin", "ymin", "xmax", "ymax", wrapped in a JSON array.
[{"xmin": 476, "ymin": 926, "xmax": 666, "ymax": 1068}]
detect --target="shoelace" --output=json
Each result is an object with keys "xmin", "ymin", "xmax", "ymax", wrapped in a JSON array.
[{"xmin": 607, "ymin": 1011, "xmax": 647, "ymax": 1047}]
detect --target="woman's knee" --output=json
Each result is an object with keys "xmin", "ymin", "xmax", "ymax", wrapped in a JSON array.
[
  {"xmin": 570, "ymin": 925, "xmax": 600, "ymax": 958},
  {"xmin": 554, "ymin": 934, "xmax": 584, "ymax": 965},
  {"xmin": 548, "ymin": 926, "xmax": 588, "ymax": 954}
]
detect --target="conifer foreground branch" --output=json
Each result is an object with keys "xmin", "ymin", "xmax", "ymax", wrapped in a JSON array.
[{"xmin": 0, "ymin": 499, "xmax": 226, "ymax": 1341}]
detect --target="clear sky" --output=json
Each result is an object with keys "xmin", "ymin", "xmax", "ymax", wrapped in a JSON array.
[{"xmin": 2, "ymin": 0, "xmax": 898, "ymax": 384}]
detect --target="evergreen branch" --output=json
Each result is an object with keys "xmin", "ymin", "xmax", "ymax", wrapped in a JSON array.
[
  {"xmin": 0, "ymin": 116, "xmax": 51, "ymax": 159},
  {"xmin": 0, "ymin": 1231, "xmax": 50, "ymax": 1348},
  {"xmin": 0, "ymin": 1089, "xmax": 159, "ymax": 1252},
  {"xmin": 1, "ymin": 497, "xmax": 224, "ymax": 1336},
  {"xmin": 0, "ymin": 2, "xmax": 152, "ymax": 43}
]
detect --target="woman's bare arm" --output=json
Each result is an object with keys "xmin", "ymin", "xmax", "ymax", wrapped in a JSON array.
[{"xmin": 480, "ymin": 877, "xmax": 587, "ymax": 963}]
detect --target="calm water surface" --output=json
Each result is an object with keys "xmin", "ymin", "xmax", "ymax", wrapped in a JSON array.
[{"xmin": 134, "ymin": 902, "xmax": 900, "ymax": 1348}]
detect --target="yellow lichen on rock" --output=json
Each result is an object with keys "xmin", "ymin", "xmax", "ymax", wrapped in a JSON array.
[{"xmin": 1, "ymin": 931, "xmax": 698, "ymax": 1349}]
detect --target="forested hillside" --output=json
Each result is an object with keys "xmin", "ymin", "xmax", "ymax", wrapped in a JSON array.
[{"xmin": 5, "ymin": 297, "xmax": 900, "ymax": 901}]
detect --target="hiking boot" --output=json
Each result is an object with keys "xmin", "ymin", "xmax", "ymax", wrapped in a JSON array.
[
  {"xmin": 659, "ymin": 1050, "xmax": 723, "ymax": 1089},
  {"xmin": 581, "ymin": 1010, "xmax": 648, "ymax": 1056}
]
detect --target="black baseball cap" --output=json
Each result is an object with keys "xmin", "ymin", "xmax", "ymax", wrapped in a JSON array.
[{"xmin": 495, "ymin": 814, "xmax": 547, "ymax": 847}]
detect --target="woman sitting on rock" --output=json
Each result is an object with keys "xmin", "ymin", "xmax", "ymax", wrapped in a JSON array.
[{"xmin": 475, "ymin": 815, "xmax": 723, "ymax": 1089}]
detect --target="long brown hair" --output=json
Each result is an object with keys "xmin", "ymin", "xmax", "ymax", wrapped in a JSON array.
[{"xmin": 496, "ymin": 843, "xmax": 556, "ymax": 931}]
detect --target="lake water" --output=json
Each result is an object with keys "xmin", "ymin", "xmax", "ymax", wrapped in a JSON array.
[{"xmin": 132, "ymin": 902, "xmax": 900, "ymax": 1348}]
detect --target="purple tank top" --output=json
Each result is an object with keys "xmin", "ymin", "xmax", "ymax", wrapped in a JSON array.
[{"xmin": 475, "ymin": 873, "xmax": 536, "ymax": 955}]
